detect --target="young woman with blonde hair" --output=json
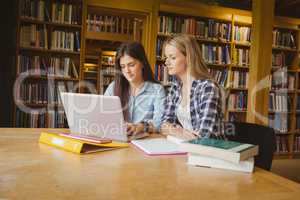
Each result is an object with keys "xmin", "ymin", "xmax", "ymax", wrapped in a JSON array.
[{"xmin": 161, "ymin": 34, "xmax": 225, "ymax": 140}]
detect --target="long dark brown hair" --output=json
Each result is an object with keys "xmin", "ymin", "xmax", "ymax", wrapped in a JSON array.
[{"xmin": 113, "ymin": 42, "xmax": 157, "ymax": 121}]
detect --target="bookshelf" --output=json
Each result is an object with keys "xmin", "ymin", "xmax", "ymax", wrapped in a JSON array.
[
  {"xmin": 14, "ymin": 0, "xmax": 83, "ymax": 128},
  {"xmin": 81, "ymin": 5, "xmax": 145, "ymax": 94},
  {"xmin": 268, "ymin": 26, "xmax": 300, "ymax": 158}
]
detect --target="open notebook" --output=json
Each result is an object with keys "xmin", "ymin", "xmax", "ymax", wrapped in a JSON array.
[{"xmin": 131, "ymin": 138, "xmax": 187, "ymax": 156}]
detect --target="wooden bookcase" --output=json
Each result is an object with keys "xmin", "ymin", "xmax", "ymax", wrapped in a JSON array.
[
  {"xmin": 81, "ymin": 5, "xmax": 145, "ymax": 94},
  {"xmin": 270, "ymin": 25, "xmax": 300, "ymax": 158},
  {"xmin": 14, "ymin": 0, "xmax": 83, "ymax": 128}
]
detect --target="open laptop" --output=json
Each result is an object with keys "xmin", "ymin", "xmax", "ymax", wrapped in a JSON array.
[{"xmin": 60, "ymin": 92, "xmax": 148, "ymax": 142}]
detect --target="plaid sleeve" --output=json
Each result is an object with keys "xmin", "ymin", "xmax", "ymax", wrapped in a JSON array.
[
  {"xmin": 195, "ymin": 81, "xmax": 222, "ymax": 137},
  {"xmin": 162, "ymin": 85, "xmax": 177, "ymax": 124}
]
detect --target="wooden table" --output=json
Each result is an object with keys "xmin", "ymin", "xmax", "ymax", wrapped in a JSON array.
[{"xmin": 1, "ymin": 128, "xmax": 300, "ymax": 200}]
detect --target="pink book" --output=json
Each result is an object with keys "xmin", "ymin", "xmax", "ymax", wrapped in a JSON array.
[{"xmin": 131, "ymin": 138, "xmax": 187, "ymax": 156}]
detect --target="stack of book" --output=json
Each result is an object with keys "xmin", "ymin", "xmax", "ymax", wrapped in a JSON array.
[{"xmin": 174, "ymin": 136, "xmax": 259, "ymax": 173}]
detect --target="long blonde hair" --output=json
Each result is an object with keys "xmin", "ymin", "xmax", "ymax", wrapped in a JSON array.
[
  {"xmin": 163, "ymin": 35, "xmax": 227, "ymax": 114},
  {"xmin": 163, "ymin": 34, "xmax": 212, "ymax": 80}
]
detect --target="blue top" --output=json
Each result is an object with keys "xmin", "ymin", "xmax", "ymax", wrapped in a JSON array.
[{"xmin": 104, "ymin": 81, "xmax": 166, "ymax": 131}]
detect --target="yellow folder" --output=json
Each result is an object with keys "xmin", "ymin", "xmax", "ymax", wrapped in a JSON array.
[{"xmin": 39, "ymin": 132, "xmax": 129, "ymax": 154}]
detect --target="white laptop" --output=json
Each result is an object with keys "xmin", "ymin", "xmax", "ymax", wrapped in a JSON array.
[{"xmin": 60, "ymin": 92, "xmax": 146, "ymax": 142}]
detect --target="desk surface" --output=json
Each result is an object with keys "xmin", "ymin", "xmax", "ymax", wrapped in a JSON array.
[{"xmin": 0, "ymin": 128, "xmax": 300, "ymax": 200}]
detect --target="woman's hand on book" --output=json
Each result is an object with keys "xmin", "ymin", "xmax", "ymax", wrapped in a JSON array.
[
  {"xmin": 161, "ymin": 123, "xmax": 198, "ymax": 140},
  {"xmin": 126, "ymin": 123, "xmax": 144, "ymax": 136}
]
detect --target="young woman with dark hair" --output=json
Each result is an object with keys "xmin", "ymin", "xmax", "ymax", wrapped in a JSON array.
[{"xmin": 104, "ymin": 42, "xmax": 165, "ymax": 137}]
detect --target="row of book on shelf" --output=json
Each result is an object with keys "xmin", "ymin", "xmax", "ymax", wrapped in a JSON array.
[
  {"xmin": 268, "ymin": 93, "xmax": 292, "ymax": 112},
  {"xmin": 83, "ymin": 66, "xmax": 115, "ymax": 77},
  {"xmin": 227, "ymin": 92, "xmax": 247, "ymax": 110},
  {"xmin": 20, "ymin": 24, "xmax": 80, "ymax": 51},
  {"xmin": 17, "ymin": 55, "xmax": 79, "ymax": 78},
  {"xmin": 51, "ymin": 30, "xmax": 81, "ymax": 51},
  {"xmin": 272, "ymin": 52, "xmax": 287, "ymax": 67},
  {"xmin": 273, "ymin": 134, "xmax": 300, "ymax": 154},
  {"xmin": 18, "ymin": 81, "xmax": 75, "ymax": 105},
  {"xmin": 154, "ymin": 64, "xmax": 250, "ymax": 89},
  {"xmin": 270, "ymin": 70, "xmax": 296, "ymax": 90},
  {"xmin": 294, "ymin": 135, "xmax": 300, "ymax": 152},
  {"xmin": 156, "ymin": 38, "xmax": 232, "ymax": 65},
  {"xmin": 16, "ymin": 108, "xmax": 67, "ymax": 128},
  {"xmin": 232, "ymin": 48, "xmax": 250, "ymax": 66},
  {"xmin": 272, "ymin": 52, "xmax": 300, "ymax": 69},
  {"xmin": 20, "ymin": 25, "xmax": 48, "ymax": 49},
  {"xmin": 157, "ymin": 42, "xmax": 231, "ymax": 65},
  {"xmin": 201, "ymin": 44, "xmax": 231, "ymax": 65},
  {"xmin": 154, "ymin": 64, "xmax": 177, "ymax": 85},
  {"xmin": 157, "ymin": 38, "xmax": 251, "ymax": 66},
  {"xmin": 86, "ymin": 14, "xmax": 141, "ymax": 35},
  {"xmin": 275, "ymin": 135, "xmax": 289, "ymax": 153},
  {"xmin": 268, "ymin": 114, "xmax": 289, "ymax": 133},
  {"xmin": 233, "ymin": 26, "xmax": 251, "ymax": 43},
  {"xmin": 102, "ymin": 55, "xmax": 116, "ymax": 66},
  {"xmin": 272, "ymin": 30, "xmax": 297, "ymax": 49},
  {"xmin": 158, "ymin": 16, "xmax": 232, "ymax": 41},
  {"xmin": 295, "ymin": 116, "xmax": 300, "ymax": 130},
  {"xmin": 208, "ymin": 69, "xmax": 228, "ymax": 87},
  {"xmin": 157, "ymin": 41, "xmax": 297, "ymax": 69},
  {"xmin": 158, "ymin": 15, "xmax": 252, "ymax": 43},
  {"xmin": 158, "ymin": 15, "xmax": 297, "ymax": 49},
  {"xmin": 231, "ymin": 71, "xmax": 248, "ymax": 88},
  {"xmin": 20, "ymin": 0, "xmax": 82, "ymax": 25}
]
